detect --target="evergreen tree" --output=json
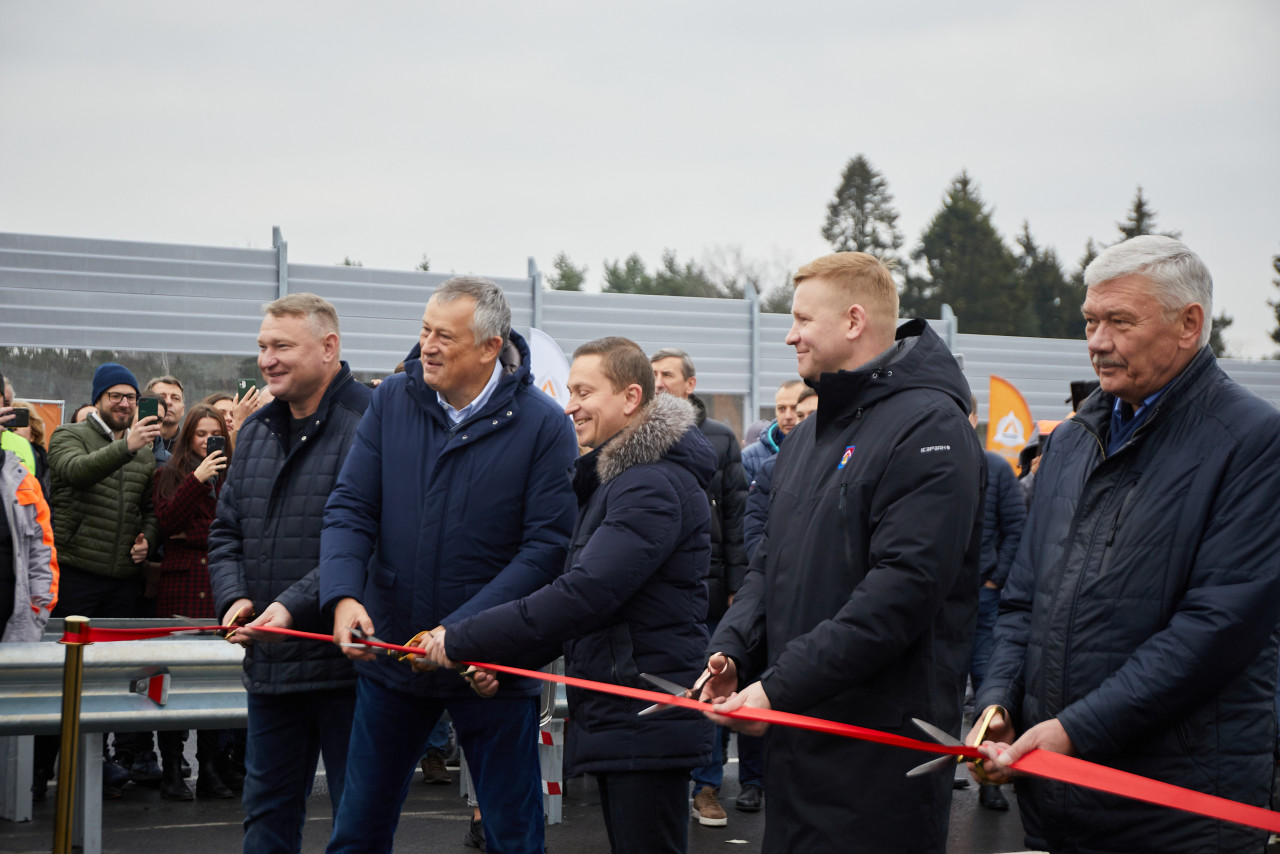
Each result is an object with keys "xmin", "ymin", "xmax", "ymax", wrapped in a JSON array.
[
  {"xmin": 820, "ymin": 155, "xmax": 904, "ymax": 265},
  {"xmin": 416, "ymin": 255, "xmax": 431, "ymax": 272},
  {"xmin": 906, "ymin": 172, "xmax": 1028, "ymax": 335},
  {"xmin": 547, "ymin": 252, "xmax": 586, "ymax": 291},
  {"xmin": 603, "ymin": 250, "xmax": 725, "ymax": 297},
  {"xmin": 1270, "ymin": 251, "xmax": 1280, "ymax": 356},
  {"xmin": 760, "ymin": 282, "xmax": 794, "ymax": 314},
  {"xmin": 339, "ymin": 256, "xmax": 363, "ymax": 267},
  {"xmin": 602, "ymin": 254, "xmax": 654, "ymax": 294},
  {"xmin": 1117, "ymin": 186, "xmax": 1181, "ymax": 241},
  {"xmin": 1208, "ymin": 311, "xmax": 1234, "ymax": 358},
  {"xmin": 1016, "ymin": 222, "xmax": 1083, "ymax": 339}
]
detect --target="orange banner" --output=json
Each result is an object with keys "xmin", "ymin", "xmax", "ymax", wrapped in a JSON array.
[{"xmin": 985, "ymin": 375, "xmax": 1032, "ymax": 472}]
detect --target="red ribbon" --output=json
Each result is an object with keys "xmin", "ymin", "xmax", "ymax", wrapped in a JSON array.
[{"xmin": 63, "ymin": 622, "xmax": 1280, "ymax": 834}]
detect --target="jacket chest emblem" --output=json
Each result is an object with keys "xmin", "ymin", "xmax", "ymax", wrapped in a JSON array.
[{"xmin": 838, "ymin": 445, "xmax": 856, "ymax": 470}]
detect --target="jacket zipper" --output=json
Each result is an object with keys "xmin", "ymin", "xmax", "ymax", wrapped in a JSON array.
[{"xmin": 1098, "ymin": 477, "xmax": 1140, "ymax": 577}]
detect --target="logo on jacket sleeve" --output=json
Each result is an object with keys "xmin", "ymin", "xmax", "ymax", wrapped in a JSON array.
[{"xmin": 838, "ymin": 446, "xmax": 856, "ymax": 469}]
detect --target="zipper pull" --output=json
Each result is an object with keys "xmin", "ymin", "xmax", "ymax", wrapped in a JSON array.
[{"xmin": 838, "ymin": 483, "xmax": 847, "ymax": 512}]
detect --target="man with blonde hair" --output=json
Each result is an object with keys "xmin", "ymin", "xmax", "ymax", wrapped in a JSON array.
[{"xmin": 701, "ymin": 251, "xmax": 984, "ymax": 852}]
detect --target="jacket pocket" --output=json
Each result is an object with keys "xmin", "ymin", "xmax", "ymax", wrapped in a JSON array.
[{"xmin": 606, "ymin": 623, "xmax": 640, "ymax": 687}]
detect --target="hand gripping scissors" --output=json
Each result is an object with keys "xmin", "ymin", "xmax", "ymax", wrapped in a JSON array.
[
  {"xmin": 637, "ymin": 671, "xmax": 713, "ymax": 716},
  {"xmin": 906, "ymin": 705, "xmax": 1002, "ymax": 781}
]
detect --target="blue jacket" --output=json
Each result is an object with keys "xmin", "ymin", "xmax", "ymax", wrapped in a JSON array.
[
  {"xmin": 977, "ymin": 347, "xmax": 1280, "ymax": 854},
  {"xmin": 740, "ymin": 421, "xmax": 783, "ymax": 485},
  {"xmin": 447, "ymin": 393, "xmax": 716, "ymax": 775},
  {"xmin": 980, "ymin": 450, "xmax": 1025, "ymax": 587},
  {"xmin": 319, "ymin": 332, "xmax": 578, "ymax": 700},
  {"xmin": 208, "ymin": 362, "xmax": 371, "ymax": 694},
  {"xmin": 743, "ymin": 453, "xmax": 774, "ymax": 561}
]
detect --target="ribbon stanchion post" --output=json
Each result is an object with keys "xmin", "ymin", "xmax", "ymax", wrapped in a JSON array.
[{"xmin": 53, "ymin": 615, "xmax": 90, "ymax": 854}]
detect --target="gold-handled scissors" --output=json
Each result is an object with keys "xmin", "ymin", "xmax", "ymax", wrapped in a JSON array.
[
  {"xmin": 637, "ymin": 672, "xmax": 713, "ymax": 716},
  {"xmin": 906, "ymin": 706, "xmax": 1003, "ymax": 780}
]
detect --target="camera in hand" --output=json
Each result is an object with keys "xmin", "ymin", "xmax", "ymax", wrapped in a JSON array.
[
  {"xmin": 8, "ymin": 408, "xmax": 29, "ymax": 429},
  {"xmin": 137, "ymin": 397, "xmax": 160, "ymax": 421}
]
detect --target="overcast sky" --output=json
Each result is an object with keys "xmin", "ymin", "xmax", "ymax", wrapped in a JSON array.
[{"xmin": 3, "ymin": 2, "xmax": 1278, "ymax": 356}]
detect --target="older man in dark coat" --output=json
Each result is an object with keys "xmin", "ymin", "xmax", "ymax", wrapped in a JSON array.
[
  {"xmin": 701, "ymin": 252, "xmax": 984, "ymax": 853},
  {"xmin": 971, "ymin": 236, "xmax": 1280, "ymax": 854}
]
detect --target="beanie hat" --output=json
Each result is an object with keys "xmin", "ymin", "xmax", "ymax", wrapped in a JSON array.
[{"xmin": 91, "ymin": 363, "xmax": 139, "ymax": 404}]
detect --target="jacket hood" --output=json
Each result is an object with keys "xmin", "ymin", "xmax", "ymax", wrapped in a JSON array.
[
  {"xmin": 401, "ymin": 330, "xmax": 531, "ymax": 414},
  {"xmin": 597, "ymin": 393, "xmax": 714, "ymax": 488},
  {"xmin": 815, "ymin": 318, "xmax": 971, "ymax": 434}
]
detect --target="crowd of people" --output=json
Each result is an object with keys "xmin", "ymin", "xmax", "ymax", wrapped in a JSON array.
[{"xmin": 2, "ymin": 234, "xmax": 1279, "ymax": 854}]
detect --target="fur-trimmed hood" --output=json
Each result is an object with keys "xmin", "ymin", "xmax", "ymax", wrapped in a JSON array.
[{"xmin": 597, "ymin": 394, "xmax": 713, "ymax": 487}]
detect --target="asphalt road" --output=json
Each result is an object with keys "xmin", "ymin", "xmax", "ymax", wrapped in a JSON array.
[{"xmin": 0, "ymin": 740, "xmax": 1034, "ymax": 854}]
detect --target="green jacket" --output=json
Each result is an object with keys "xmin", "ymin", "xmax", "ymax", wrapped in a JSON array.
[{"xmin": 47, "ymin": 413, "xmax": 159, "ymax": 579}]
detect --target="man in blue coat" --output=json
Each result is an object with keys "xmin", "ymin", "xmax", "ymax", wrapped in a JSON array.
[
  {"xmin": 971, "ymin": 236, "xmax": 1280, "ymax": 853},
  {"xmin": 320, "ymin": 277, "xmax": 578, "ymax": 854},
  {"xmin": 422, "ymin": 336, "xmax": 716, "ymax": 854}
]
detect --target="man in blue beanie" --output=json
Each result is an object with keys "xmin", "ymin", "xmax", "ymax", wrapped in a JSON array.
[{"xmin": 34, "ymin": 361, "xmax": 163, "ymax": 798}]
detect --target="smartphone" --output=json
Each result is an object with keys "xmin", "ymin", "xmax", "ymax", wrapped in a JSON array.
[
  {"xmin": 237, "ymin": 379, "xmax": 257, "ymax": 397},
  {"xmin": 137, "ymin": 397, "xmax": 160, "ymax": 422},
  {"xmin": 205, "ymin": 436, "xmax": 227, "ymax": 456},
  {"xmin": 8, "ymin": 408, "xmax": 29, "ymax": 429}
]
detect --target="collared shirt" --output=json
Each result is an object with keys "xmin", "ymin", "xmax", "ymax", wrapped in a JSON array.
[
  {"xmin": 437, "ymin": 360, "xmax": 504, "ymax": 425},
  {"xmin": 1107, "ymin": 385, "xmax": 1168, "ymax": 455}
]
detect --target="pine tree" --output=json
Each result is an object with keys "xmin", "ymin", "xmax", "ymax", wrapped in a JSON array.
[
  {"xmin": 416, "ymin": 255, "xmax": 431, "ymax": 272},
  {"xmin": 1208, "ymin": 312, "xmax": 1234, "ymax": 358},
  {"xmin": 1016, "ymin": 222, "xmax": 1083, "ymax": 339},
  {"xmin": 339, "ymin": 256, "xmax": 363, "ymax": 267},
  {"xmin": 820, "ymin": 155, "xmax": 905, "ymax": 265},
  {"xmin": 1117, "ymin": 186, "xmax": 1181, "ymax": 241},
  {"xmin": 547, "ymin": 252, "xmax": 586, "ymax": 291},
  {"xmin": 906, "ymin": 172, "xmax": 1028, "ymax": 335},
  {"xmin": 602, "ymin": 254, "xmax": 654, "ymax": 294}
]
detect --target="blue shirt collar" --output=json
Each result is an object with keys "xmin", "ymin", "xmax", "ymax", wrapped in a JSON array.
[{"xmin": 437, "ymin": 359, "xmax": 504, "ymax": 425}]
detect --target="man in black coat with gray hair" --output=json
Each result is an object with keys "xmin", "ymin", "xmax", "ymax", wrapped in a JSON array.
[{"xmin": 970, "ymin": 235, "xmax": 1280, "ymax": 854}]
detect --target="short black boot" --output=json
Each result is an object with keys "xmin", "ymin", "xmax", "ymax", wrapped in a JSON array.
[
  {"xmin": 160, "ymin": 752, "xmax": 193, "ymax": 801},
  {"xmin": 196, "ymin": 732, "xmax": 234, "ymax": 799}
]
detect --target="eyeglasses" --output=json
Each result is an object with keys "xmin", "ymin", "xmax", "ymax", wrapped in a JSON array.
[{"xmin": 105, "ymin": 392, "xmax": 138, "ymax": 404}]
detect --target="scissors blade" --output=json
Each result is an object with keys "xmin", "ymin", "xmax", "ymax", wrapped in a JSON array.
[
  {"xmin": 640, "ymin": 673, "xmax": 690, "ymax": 697},
  {"xmin": 638, "ymin": 702, "xmax": 674, "ymax": 716},
  {"xmin": 912, "ymin": 717, "xmax": 962, "ymax": 747},
  {"xmin": 906, "ymin": 754, "xmax": 957, "ymax": 777}
]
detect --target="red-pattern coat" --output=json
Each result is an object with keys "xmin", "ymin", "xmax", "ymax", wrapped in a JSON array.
[{"xmin": 154, "ymin": 471, "xmax": 221, "ymax": 619}]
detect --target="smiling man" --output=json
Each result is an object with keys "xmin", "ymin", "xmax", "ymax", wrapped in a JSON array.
[
  {"xmin": 969, "ymin": 236, "xmax": 1280, "ymax": 854},
  {"xmin": 421, "ymin": 336, "xmax": 716, "ymax": 854},
  {"xmin": 319, "ymin": 277, "xmax": 578, "ymax": 854},
  {"xmin": 208, "ymin": 293, "xmax": 371, "ymax": 854},
  {"xmin": 699, "ymin": 251, "xmax": 983, "ymax": 853}
]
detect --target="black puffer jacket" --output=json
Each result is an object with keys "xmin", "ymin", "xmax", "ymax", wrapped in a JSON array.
[
  {"xmin": 208, "ymin": 363, "xmax": 371, "ymax": 694},
  {"xmin": 980, "ymin": 450, "xmax": 1025, "ymax": 587},
  {"xmin": 713, "ymin": 319, "xmax": 984, "ymax": 854},
  {"xmin": 689, "ymin": 394, "xmax": 748, "ymax": 619},
  {"xmin": 448, "ymin": 393, "xmax": 717, "ymax": 777},
  {"xmin": 976, "ymin": 346, "xmax": 1280, "ymax": 854}
]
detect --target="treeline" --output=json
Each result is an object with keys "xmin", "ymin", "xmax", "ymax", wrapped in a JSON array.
[{"xmin": 542, "ymin": 156, "xmax": 1251, "ymax": 354}]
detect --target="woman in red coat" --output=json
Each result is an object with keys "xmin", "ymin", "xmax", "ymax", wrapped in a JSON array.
[{"xmin": 154, "ymin": 403, "xmax": 231, "ymax": 800}]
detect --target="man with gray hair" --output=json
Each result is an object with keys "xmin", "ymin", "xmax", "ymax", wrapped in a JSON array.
[
  {"xmin": 970, "ymin": 236, "xmax": 1280, "ymax": 853},
  {"xmin": 320, "ymin": 277, "xmax": 578, "ymax": 853},
  {"xmin": 210, "ymin": 292, "xmax": 371, "ymax": 853}
]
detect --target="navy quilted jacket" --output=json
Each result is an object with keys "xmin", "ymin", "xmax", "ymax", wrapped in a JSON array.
[
  {"xmin": 977, "ymin": 346, "xmax": 1280, "ymax": 854},
  {"xmin": 980, "ymin": 450, "xmax": 1025, "ymax": 586},
  {"xmin": 319, "ymin": 332, "xmax": 578, "ymax": 700},
  {"xmin": 208, "ymin": 363, "xmax": 371, "ymax": 694}
]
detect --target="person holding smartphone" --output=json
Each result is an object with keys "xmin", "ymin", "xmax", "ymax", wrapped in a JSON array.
[{"xmin": 153, "ymin": 403, "xmax": 233, "ymax": 799}]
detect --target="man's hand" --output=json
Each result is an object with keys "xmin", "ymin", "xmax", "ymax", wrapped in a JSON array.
[
  {"xmin": 697, "ymin": 652, "xmax": 738, "ymax": 704},
  {"xmin": 126, "ymin": 416, "xmax": 163, "ymax": 453},
  {"xmin": 967, "ymin": 705, "xmax": 1016, "ymax": 785},
  {"xmin": 704, "ymin": 680, "xmax": 771, "ymax": 736},
  {"xmin": 0, "ymin": 406, "xmax": 14, "ymax": 429},
  {"xmin": 233, "ymin": 602, "xmax": 293, "ymax": 643},
  {"xmin": 974, "ymin": 716, "xmax": 1073, "ymax": 786},
  {"xmin": 333, "ymin": 598, "xmax": 377, "ymax": 661},
  {"xmin": 222, "ymin": 599, "xmax": 255, "ymax": 646},
  {"xmin": 463, "ymin": 666, "xmax": 500, "ymax": 698},
  {"xmin": 130, "ymin": 534, "xmax": 149, "ymax": 564},
  {"xmin": 420, "ymin": 627, "xmax": 454, "ymax": 669}
]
